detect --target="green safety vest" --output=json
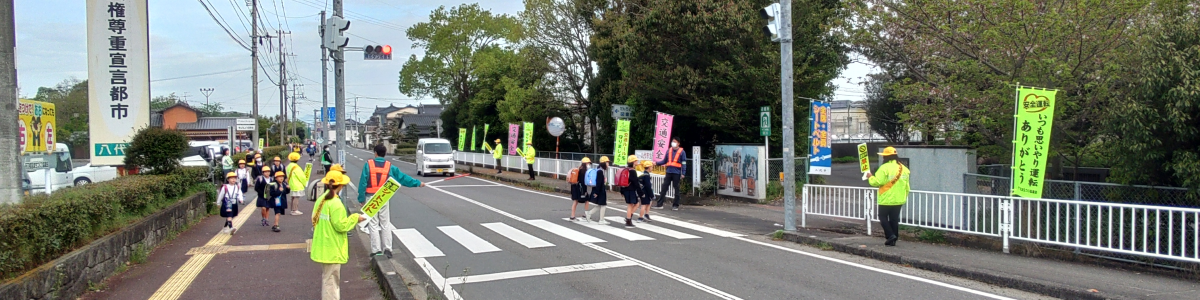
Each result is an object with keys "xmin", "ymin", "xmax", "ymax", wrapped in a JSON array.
[{"xmin": 868, "ymin": 161, "xmax": 910, "ymax": 206}]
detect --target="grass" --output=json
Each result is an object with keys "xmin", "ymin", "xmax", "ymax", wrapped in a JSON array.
[
  {"xmin": 130, "ymin": 243, "xmax": 149, "ymax": 264},
  {"xmin": 832, "ymin": 156, "xmax": 858, "ymax": 164},
  {"xmin": 87, "ymin": 281, "xmax": 107, "ymax": 292},
  {"xmin": 816, "ymin": 242, "xmax": 834, "ymax": 251},
  {"xmin": 771, "ymin": 230, "xmax": 785, "ymax": 240},
  {"xmin": 900, "ymin": 225, "xmax": 947, "ymax": 244}
]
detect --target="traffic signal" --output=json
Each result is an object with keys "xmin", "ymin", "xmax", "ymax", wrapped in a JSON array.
[
  {"xmin": 759, "ymin": 3, "xmax": 781, "ymax": 41},
  {"xmin": 323, "ymin": 16, "xmax": 350, "ymax": 49},
  {"xmin": 364, "ymin": 45, "xmax": 392, "ymax": 60}
]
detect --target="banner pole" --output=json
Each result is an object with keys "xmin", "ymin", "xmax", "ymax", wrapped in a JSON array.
[{"xmin": 1010, "ymin": 82, "xmax": 1020, "ymax": 196}]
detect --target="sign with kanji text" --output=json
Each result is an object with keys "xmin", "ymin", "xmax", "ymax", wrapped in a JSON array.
[
  {"xmin": 857, "ymin": 143, "xmax": 870, "ymax": 173},
  {"xmin": 1010, "ymin": 87, "xmax": 1058, "ymax": 198},
  {"xmin": 652, "ymin": 112, "xmax": 674, "ymax": 162},
  {"xmin": 809, "ymin": 101, "xmax": 831, "ymax": 175},
  {"xmin": 361, "ymin": 178, "xmax": 401, "ymax": 219},
  {"xmin": 457, "ymin": 128, "xmax": 466, "ymax": 151},
  {"xmin": 760, "ymin": 106, "xmax": 771, "ymax": 137},
  {"xmin": 522, "ymin": 122, "xmax": 534, "ymax": 154},
  {"xmin": 471, "ymin": 126, "xmax": 477, "ymax": 151},
  {"xmin": 88, "ymin": 0, "xmax": 150, "ymax": 166},
  {"xmin": 305, "ymin": 163, "xmax": 313, "ymax": 181},
  {"xmin": 613, "ymin": 119, "xmax": 631, "ymax": 165},
  {"xmin": 18, "ymin": 100, "xmax": 56, "ymax": 154},
  {"xmin": 507, "ymin": 124, "xmax": 519, "ymax": 155}
]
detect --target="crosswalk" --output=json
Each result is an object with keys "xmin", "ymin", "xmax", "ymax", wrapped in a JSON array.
[{"xmin": 393, "ymin": 216, "xmax": 742, "ymax": 258}]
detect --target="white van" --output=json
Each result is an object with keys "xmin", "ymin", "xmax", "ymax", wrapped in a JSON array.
[{"xmin": 415, "ymin": 138, "xmax": 455, "ymax": 177}]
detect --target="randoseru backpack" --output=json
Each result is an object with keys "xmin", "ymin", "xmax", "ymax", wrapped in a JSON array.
[
  {"xmin": 567, "ymin": 168, "xmax": 581, "ymax": 184},
  {"xmin": 615, "ymin": 168, "xmax": 631, "ymax": 187},
  {"xmin": 584, "ymin": 168, "xmax": 599, "ymax": 187}
]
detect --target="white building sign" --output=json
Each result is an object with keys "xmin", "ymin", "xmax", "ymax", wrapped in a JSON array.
[{"xmin": 88, "ymin": 0, "xmax": 150, "ymax": 166}]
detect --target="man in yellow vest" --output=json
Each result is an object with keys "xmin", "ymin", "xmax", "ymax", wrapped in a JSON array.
[
  {"xmin": 357, "ymin": 144, "xmax": 424, "ymax": 258},
  {"xmin": 491, "ymin": 139, "xmax": 504, "ymax": 174},
  {"xmin": 515, "ymin": 141, "xmax": 536, "ymax": 180},
  {"xmin": 867, "ymin": 146, "xmax": 910, "ymax": 246},
  {"xmin": 286, "ymin": 152, "xmax": 309, "ymax": 215},
  {"xmin": 654, "ymin": 138, "xmax": 688, "ymax": 210}
]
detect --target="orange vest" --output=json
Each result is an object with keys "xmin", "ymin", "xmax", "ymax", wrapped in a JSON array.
[
  {"xmin": 366, "ymin": 160, "xmax": 391, "ymax": 193},
  {"xmin": 665, "ymin": 148, "xmax": 684, "ymax": 168}
]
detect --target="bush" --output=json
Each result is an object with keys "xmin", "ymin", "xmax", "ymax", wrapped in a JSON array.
[
  {"xmin": 394, "ymin": 147, "xmax": 416, "ymax": 155},
  {"xmin": 832, "ymin": 156, "xmax": 858, "ymax": 164},
  {"xmin": 124, "ymin": 128, "xmax": 189, "ymax": 175},
  {"xmin": 0, "ymin": 167, "xmax": 208, "ymax": 280}
]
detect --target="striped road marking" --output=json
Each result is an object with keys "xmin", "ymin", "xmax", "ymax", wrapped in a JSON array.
[
  {"xmin": 525, "ymin": 219, "xmax": 606, "ymax": 244},
  {"xmin": 604, "ymin": 217, "xmax": 701, "ymax": 239},
  {"xmin": 393, "ymin": 228, "xmax": 446, "ymax": 258},
  {"xmin": 481, "ymin": 222, "xmax": 555, "ymax": 248},
  {"xmin": 443, "ymin": 260, "xmax": 637, "ymax": 285},
  {"xmin": 438, "ymin": 225, "xmax": 502, "ymax": 254},
  {"xmin": 562, "ymin": 218, "xmax": 655, "ymax": 241}
]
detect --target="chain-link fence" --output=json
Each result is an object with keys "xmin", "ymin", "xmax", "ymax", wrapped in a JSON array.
[{"xmin": 964, "ymin": 173, "xmax": 1199, "ymax": 208}]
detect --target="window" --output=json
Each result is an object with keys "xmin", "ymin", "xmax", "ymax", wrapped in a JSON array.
[{"xmin": 424, "ymin": 143, "xmax": 453, "ymax": 154}]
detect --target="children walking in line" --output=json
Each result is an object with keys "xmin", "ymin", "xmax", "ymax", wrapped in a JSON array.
[
  {"xmin": 621, "ymin": 155, "xmax": 642, "ymax": 228},
  {"xmin": 568, "ymin": 157, "xmax": 591, "ymax": 221},
  {"xmin": 255, "ymin": 166, "xmax": 272, "ymax": 226},
  {"xmin": 584, "ymin": 156, "xmax": 610, "ymax": 224},
  {"xmin": 219, "ymin": 172, "xmax": 244, "ymax": 234},
  {"xmin": 637, "ymin": 160, "xmax": 655, "ymax": 222},
  {"xmin": 269, "ymin": 171, "xmax": 291, "ymax": 232}
]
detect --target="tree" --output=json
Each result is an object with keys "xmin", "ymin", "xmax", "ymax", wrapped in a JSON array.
[
  {"xmin": 151, "ymin": 93, "xmax": 181, "ymax": 111},
  {"xmin": 32, "ymin": 79, "xmax": 89, "ymax": 153},
  {"xmin": 398, "ymin": 4, "xmax": 523, "ymax": 106},
  {"xmin": 124, "ymin": 127, "xmax": 189, "ymax": 175},
  {"xmin": 522, "ymin": 0, "xmax": 599, "ymax": 152},
  {"xmin": 864, "ymin": 74, "xmax": 909, "ymax": 144}
]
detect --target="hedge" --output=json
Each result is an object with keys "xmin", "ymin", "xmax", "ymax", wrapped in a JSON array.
[
  {"xmin": 229, "ymin": 145, "xmax": 289, "ymax": 166},
  {"xmin": 0, "ymin": 167, "xmax": 210, "ymax": 280}
]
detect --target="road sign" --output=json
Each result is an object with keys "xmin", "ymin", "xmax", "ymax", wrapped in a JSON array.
[
  {"xmin": 236, "ymin": 124, "xmax": 256, "ymax": 131},
  {"xmin": 236, "ymin": 118, "xmax": 256, "ymax": 125},
  {"xmin": 760, "ymin": 106, "xmax": 770, "ymax": 136},
  {"xmin": 547, "ymin": 117, "xmax": 565, "ymax": 137},
  {"xmin": 611, "ymin": 104, "xmax": 632, "ymax": 119},
  {"xmin": 324, "ymin": 107, "xmax": 336, "ymax": 122}
]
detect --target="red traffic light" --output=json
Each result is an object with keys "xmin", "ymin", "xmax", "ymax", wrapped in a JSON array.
[{"xmin": 381, "ymin": 45, "xmax": 392, "ymax": 55}]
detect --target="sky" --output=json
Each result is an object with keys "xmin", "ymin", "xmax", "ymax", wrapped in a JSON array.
[{"xmin": 14, "ymin": 0, "xmax": 871, "ymax": 126}]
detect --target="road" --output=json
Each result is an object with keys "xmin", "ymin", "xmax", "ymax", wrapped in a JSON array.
[{"xmin": 338, "ymin": 147, "xmax": 1045, "ymax": 300}]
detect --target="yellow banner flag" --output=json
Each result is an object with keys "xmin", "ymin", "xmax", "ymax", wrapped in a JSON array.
[
  {"xmin": 305, "ymin": 163, "xmax": 313, "ymax": 180},
  {"xmin": 362, "ymin": 178, "xmax": 401, "ymax": 218}
]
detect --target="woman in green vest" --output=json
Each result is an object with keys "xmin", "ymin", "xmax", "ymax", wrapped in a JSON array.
[
  {"xmin": 867, "ymin": 147, "xmax": 910, "ymax": 246},
  {"xmin": 310, "ymin": 170, "xmax": 364, "ymax": 300},
  {"xmin": 492, "ymin": 139, "xmax": 503, "ymax": 174}
]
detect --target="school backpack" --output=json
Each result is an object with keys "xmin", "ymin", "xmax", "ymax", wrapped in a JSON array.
[
  {"xmin": 567, "ymin": 168, "xmax": 581, "ymax": 184},
  {"xmin": 615, "ymin": 168, "xmax": 631, "ymax": 187},
  {"xmin": 584, "ymin": 168, "xmax": 599, "ymax": 187}
]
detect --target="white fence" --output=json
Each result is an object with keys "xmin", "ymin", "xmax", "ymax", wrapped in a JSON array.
[
  {"xmin": 803, "ymin": 184, "xmax": 1200, "ymax": 263},
  {"xmin": 454, "ymin": 152, "xmax": 676, "ymax": 199}
]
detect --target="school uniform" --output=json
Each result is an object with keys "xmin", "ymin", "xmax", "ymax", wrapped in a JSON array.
[
  {"xmin": 589, "ymin": 169, "xmax": 607, "ymax": 206},
  {"xmin": 218, "ymin": 184, "xmax": 244, "ymax": 218},
  {"xmin": 269, "ymin": 183, "xmax": 291, "ymax": 215},
  {"xmin": 621, "ymin": 167, "xmax": 641, "ymax": 205},
  {"xmin": 570, "ymin": 167, "xmax": 588, "ymax": 203},
  {"xmin": 638, "ymin": 171, "xmax": 654, "ymax": 205},
  {"xmin": 254, "ymin": 176, "xmax": 271, "ymax": 208}
]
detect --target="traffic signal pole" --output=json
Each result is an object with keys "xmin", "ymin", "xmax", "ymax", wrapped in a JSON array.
[
  {"xmin": 250, "ymin": 0, "xmax": 259, "ymax": 149},
  {"xmin": 333, "ymin": 0, "xmax": 346, "ymax": 164},
  {"xmin": 780, "ymin": 0, "xmax": 798, "ymax": 231},
  {"xmin": 320, "ymin": 10, "xmax": 330, "ymax": 144},
  {"xmin": 0, "ymin": 0, "xmax": 20, "ymax": 203}
]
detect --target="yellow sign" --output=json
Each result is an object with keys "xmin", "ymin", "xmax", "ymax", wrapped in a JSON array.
[
  {"xmin": 483, "ymin": 142, "xmax": 493, "ymax": 152},
  {"xmin": 361, "ymin": 178, "xmax": 401, "ymax": 218},
  {"xmin": 304, "ymin": 163, "xmax": 313, "ymax": 180},
  {"xmin": 18, "ymin": 99, "xmax": 57, "ymax": 154},
  {"xmin": 857, "ymin": 143, "xmax": 870, "ymax": 173},
  {"xmin": 259, "ymin": 138, "xmax": 265, "ymax": 149}
]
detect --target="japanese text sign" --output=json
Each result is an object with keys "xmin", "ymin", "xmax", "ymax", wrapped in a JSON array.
[
  {"xmin": 88, "ymin": 0, "xmax": 149, "ymax": 165},
  {"xmin": 507, "ymin": 124, "xmax": 519, "ymax": 155},
  {"xmin": 652, "ymin": 112, "xmax": 674, "ymax": 162},
  {"xmin": 471, "ymin": 126, "xmax": 477, "ymax": 151},
  {"xmin": 523, "ymin": 122, "xmax": 534, "ymax": 154},
  {"xmin": 1010, "ymin": 87, "xmax": 1058, "ymax": 199},
  {"xmin": 361, "ymin": 178, "xmax": 401, "ymax": 219},
  {"xmin": 809, "ymin": 102, "xmax": 832, "ymax": 175},
  {"xmin": 18, "ymin": 100, "xmax": 56, "ymax": 154},
  {"xmin": 458, "ymin": 128, "xmax": 466, "ymax": 151},
  {"xmin": 857, "ymin": 143, "xmax": 870, "ymax": 173},
  {"xmin": 614, "ymin": 120, "xmax": 631, "ymax": 166},
  {"xmin": 482, "ymin": 124, "xmax": 490, "ymax": 149}
]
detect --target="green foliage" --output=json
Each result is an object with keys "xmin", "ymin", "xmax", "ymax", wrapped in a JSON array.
[
  {"xmin": 0, "ymin": 167, "xmax": 208, "ymax": 280},
  {"xmin": 863, "ymin": 74, "xmax": 910, "ymax": 144},
  {"xmin": 771, "ymin": 230, "xmax": 785, "ymax": 240},
  {"xmin": 394, "ymin": 147, "xmax": 417, "ymax": 155},
  {"xmin": 816, "ymin": 242, "xmax": 834, "ymax": 251},
  {"xmin": 150, "ymin": 93, "xmax": 181, "ymax": 111},
  {"xmin": 398, "ymin": 3, "xmax": 523, "ymax": 105},
  {"xmin": 129, "ymin": 243, "xmax": 148, "ymax": 264},
  {"xmin": 832, "ymin": 156, "xmax": 857, "ymax": 164},
  {"xmin": 124, "ymin": 127, "xmax": 189, "ymax": 175},
  {"xmin": 31, "ymin": 79, "xmax": 90, "ymax": 152}
]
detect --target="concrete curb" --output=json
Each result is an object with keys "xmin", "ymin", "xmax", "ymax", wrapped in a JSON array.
[
  {"xmin": 371, "ymin": 256, "xmax": 413, "ymax": 300},
  {"xmin": 778, "ymin": 231, "xmax": 1108, "ymax": 300}
]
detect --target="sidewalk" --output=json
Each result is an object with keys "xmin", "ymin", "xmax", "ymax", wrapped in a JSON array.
[
  {"xmin": 82, "ymin": 157, "xmax": 384, "ymax": 300},
  {"xmin": 455, "ymin": 161, "xmax": 1200, "ymax": 300}
]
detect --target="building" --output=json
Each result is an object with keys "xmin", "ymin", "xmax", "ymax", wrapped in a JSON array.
[
  {"xmin": 366, "ymin": 103, "xmax": 445, "ymax": 143},
  {"xmin": 152, "ymin": 103, "xmax": 252, "ymax": 142},
  {"xmin": 829, "ymin": 100, "xmax": 874, "ymax": 142}
]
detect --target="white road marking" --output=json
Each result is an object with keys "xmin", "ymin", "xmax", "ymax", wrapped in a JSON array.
[
  {"xmin": 604, "ymin": 217, "xmax": 701, "ymax": 239},
  {"xmin": 525, "ymin": 219, "xmax": 606, "ymax": 244},
  {"xmin": 583, "ymin": 243, "xmax": 744, "ymax": 300},
  {"xmin": 438, "ymin": 225, "xmax": 502, "ymax": 254},
  {"xmin": 443, "ymin": 260, "xmax": 637, "ymax": 285},
  {"xmin": 731, "ymin": 236, "xmax": 1015, "ymax": 300},
  {"xmin": 562, "ymin": 218, "xmax": 655, "ymax": 241},
  {"xmin": 428, "ymin": 184, "xmax": 503, "ymax": 188},
  {"xmin": 415, "ymin": 257, "xmax": 464, "ymax": 300},
  {"xmin": 393, "ymin": 228, "xmax": 445, "ymax": 258},
  {"xmin": 482, "ymin": 222, "xmax": 555, "ymax": 248},
  {"xmin": 427, "ymin": 186, "xmax": 525, "ymax": 221},
  {"xmin": 650, "ymin": 215, "xmax": 745, "ymax": 238}
]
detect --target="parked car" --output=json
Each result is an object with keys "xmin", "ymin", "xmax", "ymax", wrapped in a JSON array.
[{"xmin": 26, "ymin": 143, "xmax": 119, "ymax": 193}]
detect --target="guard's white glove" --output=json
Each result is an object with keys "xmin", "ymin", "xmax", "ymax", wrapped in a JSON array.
[{"xmin": 861, "ymin": 172, "xmax": 870, "ymax": 181}]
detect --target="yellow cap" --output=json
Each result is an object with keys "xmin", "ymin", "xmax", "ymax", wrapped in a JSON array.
[
  {"xmin": 273, "ymin": 156, "xmax": 281, "ymax": 161},
  {"xmin": 581, "ymin": 157, "xmax": 591, "ymax": 163},
  {"xmin": 495, "ymin": 139, "xmax": 501, "ymax": 143},
  {"xmin": 599, "ymin": 156, "xmax": 610, "ymax": 163},
  {"xmin": 878, "ymin": 147, "xmax": 898, "ymax": 156},
  {"xmin": 526, "ymin": 141, "xmax": 532, "ymax": 145},
  {"xmin": 330, "ymin": 164, "xmax": 345, "ymax": 173},
  {"xmin": 274, "ymin": 171, "xmax": 286, "ymax": 178},
  {"xmin": 288, "ymin": 152, "xmax": 300, "ymax": 161},
  {"xmin": 323, "ymin": 170, "xmax": 350, "ymax": 185},
  {"xmin": 641, "ymin": 160, "xmax": 653, "ymax": 168},
  {"xmin": 627, "ymin": 155, "xmax": 639, "ymax": 162},
  {"xmin": 261, "ymin": 166, "xmax": 271, "ymax": 172},
  {"xmin": 238, "ymin": 159, "xmax": 246, "ymax": 164},
  {"xmin": 226, "ymin": 172, "xmax": 237, "ymax": 178}
]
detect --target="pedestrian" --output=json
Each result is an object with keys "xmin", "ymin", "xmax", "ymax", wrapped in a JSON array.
[
  {"xmin": 516, "ymin": 141, "xmax": 536, "ymax": 180},
  {"xmin": 568, "ymin": 157, "xmax": 590, "ymax": 221},
  {"xmin": 286, "ymin": 152, "xmax": 309, "ymax": 215},
  {"xmin": 235, "ymin": 160, "xmax": 251, "ymax": 194},
  {"xmin": 220, "ymin": 148, "xmax": 233, "ymax": 174},
  {"xmin": 308, "ymin": 143, "xmax": 316, "ymax": 159},
  {"xmin": 269, "ymin": 171, "xmax": 291, "ymax": 232},
  {"xmin": 621, "ymin": 155, "xmax": 642, "ymax": 228},
  {"xmin": 310, "ymin": 169, "xmax": 366, "ymax": 300},
  {"xmin": 358, "ymin": 144, "xmax": 424, "ymax": 258},
  {"xmin": 654, "ymin": 138, "xmax": 688, "ymax": 210},
  {"xmin": 584, "ymin": 156, "xmax": 610, "ymax": 224},
  {"xmin": 491, "ymin": 139, "xmax": 503, "ymax": 174},
  {"xmin": 249, "ymin": 154, "xmax": 262, "ymax": 178},
  {"xmin": 271, "ymin": 156, "xmax": 286, "ymax": 178},
  {"xmin": 866, "ymin": 146, "xmax": 910, "ymax": 246},
  {"xmin": 255, "ymin": 166, "xmax": 272, "ymax": 227},
  {"xmin": 321, "ymin": 145, "xmax": 333, "ymax": 174},
  {"xmin": 637, "ymin": 160, "xmax": 655, "ymax": 222},
  {"xmin": 218, "ymin": 172, "xmax": 244, "ymax": 234}
]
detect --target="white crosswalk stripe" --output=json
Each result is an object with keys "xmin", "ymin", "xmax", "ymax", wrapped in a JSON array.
[
  {"xmin": 438, "ymin": 225, "xmax": 502, "ymax": 254},
  {"xmin": 604, "ymin": 217, "xmax": 701, "ymax": 239},
  {"xmin": 482, "ymin": 222, "xmax": 555, "ymax": 248},
  {"xmin": 650, "ymin": 216, "xmax": 745, "ymax": 238},
  {"xmin": 393, "ymin": 228, "xmax": 445, "ymax": 258},
  {"xmin": 562, "ymin": 218, "xmax": 654, "ymax": 241},
  {"xmin": 526, "ymin": 219, "xmax": 606, "ymax": 243}
]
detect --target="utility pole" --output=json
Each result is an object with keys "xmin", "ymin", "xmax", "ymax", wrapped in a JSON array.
[
  {"xmin": 278, "ymin": 30, "xmax": 288, "ymax": 146},
  {"xmin": 250, "ymin": 0, "xmax": 260, "ymax": 148},
  {"xmin": 333, "ymin": 0, "xmax": 346, "ymax": 164},
  {"xmin": 780, "ymin": 0, "xmax": 798, "ymax": 231},
  {"xmin": 292, "ymin": 83, "xmax": 303, "ymax": 139},
  {"xmin": 1, "ymin": 0, "xmax": 20, "ymax": 203},
  {"xmin": 199, "ymin": 88, "xmax": 214, "ymax": 105},
  {"xmin": 320, "ymin": 10, "xmax": 330, "ymax": 145}
]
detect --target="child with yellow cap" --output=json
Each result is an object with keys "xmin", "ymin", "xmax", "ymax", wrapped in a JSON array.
[
  {"xmin": 621, "ymin": 155, "xmax": 643, "ymax": 228},
  {"xmin": 268, "ymin": 171, "xmax": 291, "ymax": 232},
  {"xmin": 637, "ymin": 160, "xmax": 656, "ymax": 222},
  {"xmin": 311, "ymin": 170, "xmax": 366, "ymax": 300},
  {"xmin": 584, "ymin": 156, "xmax": 611, "ymax": 224},
  {"xmin": 255, "ymin": 166, "xmax": 273, "ymax": 227},
  {"xmin": 219, "ymin": 172, "xmax": 245, "ymax": 234},
  {"xmin": 568, "ymin": 157, "xmax": 591, "ymax": 221}
]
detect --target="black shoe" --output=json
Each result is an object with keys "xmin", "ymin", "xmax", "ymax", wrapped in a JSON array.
[
  {"xmin": 885, "ymin": 236, "xmax": 897, "ymax": 246},
  {"xmin": 625, "ymin": 219, "xmax": 635, "ymax": 228},
  {"xmin": 272, "ymin": 225, "xmax": 281, "ymax": 232},
  {"xmin": 384, "ymin": 249, "xmax": 393, "ymax": 259},
  {"xmin": 642, "ymin": 214, "xmax": 652, "ymax": 222}
]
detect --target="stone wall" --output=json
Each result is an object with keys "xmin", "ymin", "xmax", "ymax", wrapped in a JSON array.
[{"xmin": 0, "ymin": 191, "xmax": 209, "ymax": 300}]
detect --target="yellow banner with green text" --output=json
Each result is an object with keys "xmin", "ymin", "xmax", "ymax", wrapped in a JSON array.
[
  {"xmin": 1010, "ymin": 87, "xmax": 1057, "ymax": 198},
  {"xmin": 362, "ymin": 178, "xmax": 401, "ymax": 219},
  {"xmin": 613, "ymin": 120, "xmax": 631, "ymax": 166}
]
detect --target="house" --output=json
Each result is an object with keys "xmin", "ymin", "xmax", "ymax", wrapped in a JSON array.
[
  {"xmin": 152, "ymin": 103, "xmax": 251, "ymax": 141},
  {"xmin": 829, "ymin": 100, "xmax": 873, "ymax": 141}
]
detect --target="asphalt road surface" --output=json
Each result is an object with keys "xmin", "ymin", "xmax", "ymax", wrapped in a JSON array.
[{"xmin": 338, "ymin": 147, "xmax": 1047, "ymax": 300}]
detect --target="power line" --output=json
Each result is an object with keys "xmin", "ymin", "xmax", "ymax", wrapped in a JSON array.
[
  {"xmin": 198, "ymin": 0, "xmax": 251, "ymax": 51},
  {"xmin": 151, "ymin": 68, "xmax": 251, "ymax": 82},
  {"xmin": 224, "ymin": 0, "xmax": 252, "ymax": 36}
]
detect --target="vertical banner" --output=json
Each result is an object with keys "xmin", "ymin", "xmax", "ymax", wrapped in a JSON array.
[
  {"xmin": 507, "ymin": 124, "xmax": 520, "ymax": 155},
  {"xmin": 808, "ymin": 102, "xmax": 832, "ymax": 175},
  {"xmin": 652, "ymin": 112, "xmax": 675, "ymax": 162},
  {"xmin": 17, "ymin": 100, "xmax": 56, "ymax": 154},
  {"xmin": 88, "ymin": 0, "xmax": 150, "ymax": 166},
  {"xmin": 471, "ymin": 126, "xmax": 477, "ymax": 151},
  {"xmin": 613, "ymin": 119, "xmax": 631, "ymax": 166},
  {"xmin": 857, "ymin": 143, "xmax": 870, "ymax": 173},
  {"xmin": 692, "ymin": 146, "xmax": 701, "ymax": 186},
  {"xmin": 457, "ymin": 128, "xmax": 466, "ymax": 151},
  {"xmin": 522, "ymin": 122, "xmax": 534, "ymax": 155},
  {"xmin": 258, "ymin": 138, "xmax": 264, "ymax": 149},
  {"xmin": 1011, "ymin": 87, "xmax": 1058, "ymax": 198},
  {"xmin": 482, "ymin": 124, "xmax": 490, "ymax": 149}
]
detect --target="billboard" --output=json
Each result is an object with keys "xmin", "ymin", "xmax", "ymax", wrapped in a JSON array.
[
  {"xmin": 88, "ymin": 0, "xmax": 150, "ymax": 165},
  {"xmin": 18, "ymin": 100, "xmax": 57, "ymax": 154},
  {"xmin": 809, "ymin": 101, "xmax": 831, "ymax": 175},
  {"xmin": 1010, "ymin": 87, "xmax": 1058, "ymax": 198},
  {"xmin": 715, "ymin": 145, "xmax": 766, "ymax": 200}
]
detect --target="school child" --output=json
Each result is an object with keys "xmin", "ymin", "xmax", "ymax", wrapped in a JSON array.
[
  {"xmin": 255, "ymin": 166, "xmax": 272, "ymax": 226},
  {"xmin": 637, "ymin": 160, "xmax": 655, "ymax": 222},
  {"xmin": 584, "ymin": 156, "xmax": 610, "ymax": 224},
  {"xmin": 268, "ymin": 171, "xmax": 291, "ymax": 232},
  {"xmin": 236, "ymin": 160, "xmax": 251, "ymax": 194},
  {"xmin": 568, "ymin": 157, "xmax": 591, "ymax": 221},
  {"xmin": 219, "ymin": 172, "xmax": 245, "ymax": 234},
  {"xmin": 621, "ymin": 155, "xmax": 643, "ymax": 228}
]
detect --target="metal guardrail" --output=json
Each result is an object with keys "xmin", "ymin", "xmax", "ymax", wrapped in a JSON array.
[{"xmin": 803, "ymin": 184, "xmax": 1200, "ymax": 263}]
